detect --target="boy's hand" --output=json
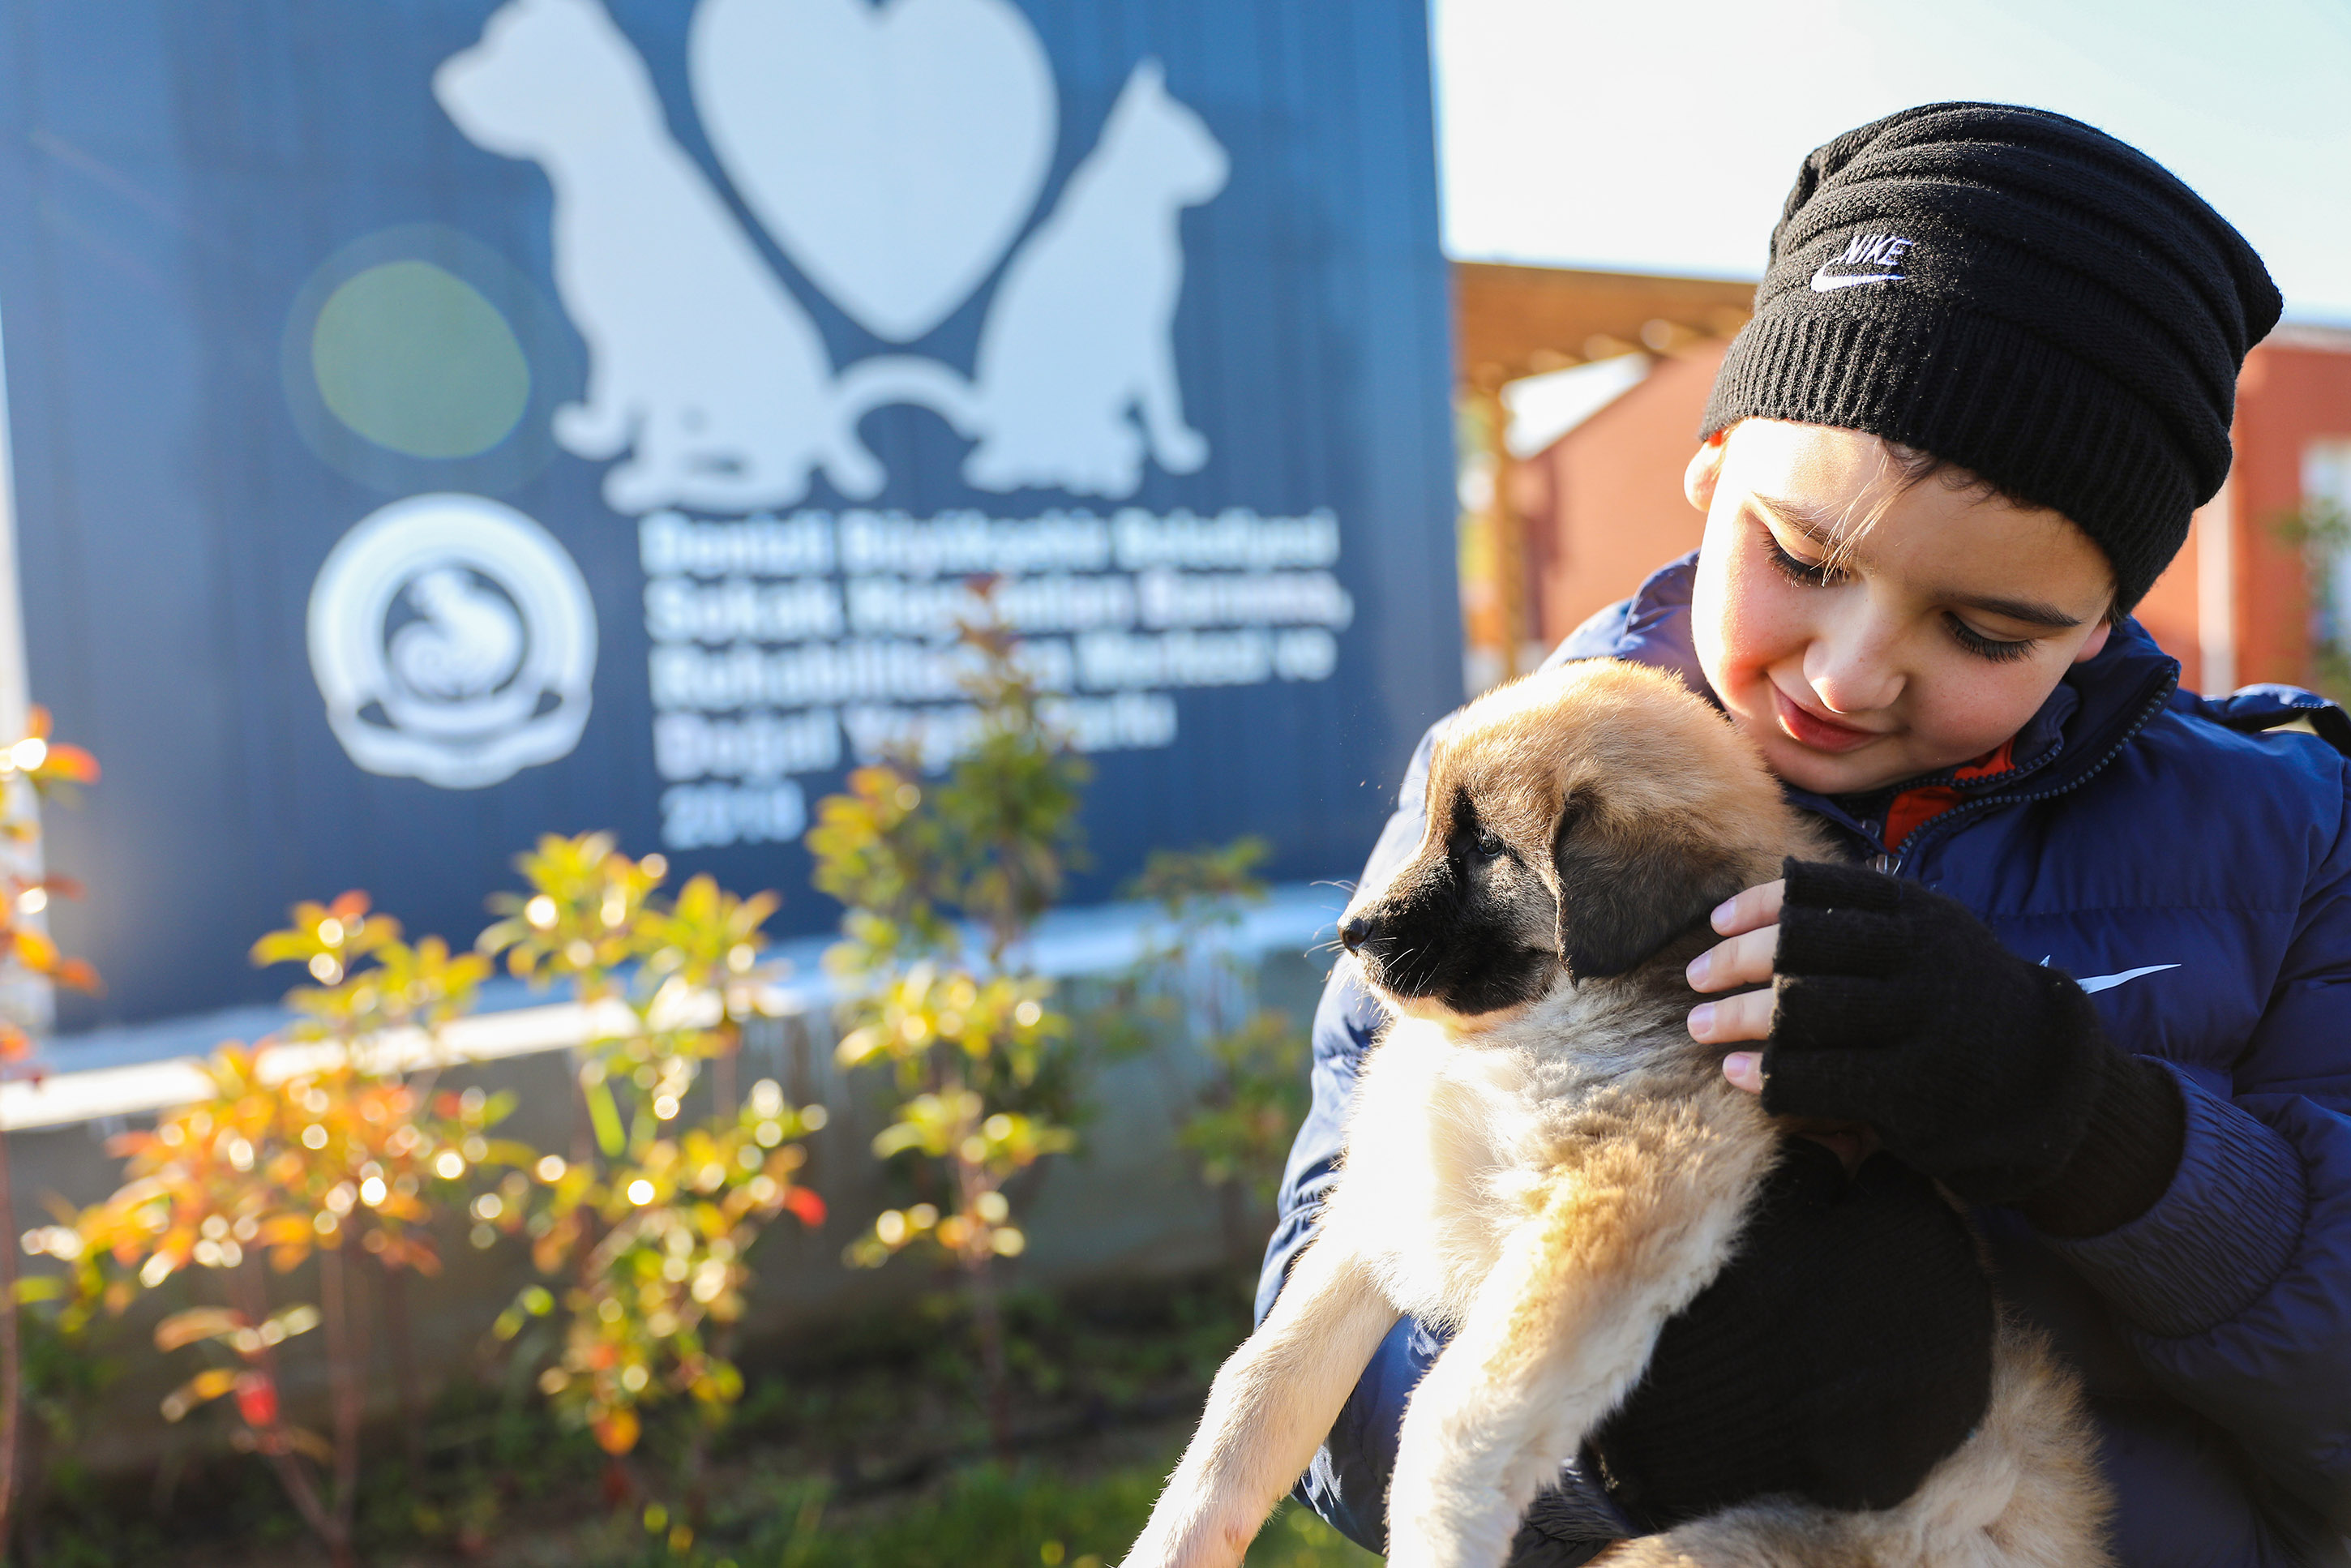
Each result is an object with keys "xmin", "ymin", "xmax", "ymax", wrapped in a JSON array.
[
  {"xmin": 1687, "ymin": 859, "xmax": 2177, "ymax": 1213},
  {"xmin": 1587, "ymin": 1140, "xmax": 1994, "ymax": 1526},
  {"xmin": 1683, "ymin": 877, "xmax": 1786, "ymax": 1091}
]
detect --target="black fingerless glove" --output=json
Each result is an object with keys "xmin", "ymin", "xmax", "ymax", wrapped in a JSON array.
[
  {"xmin": 1584, "ymin": 1142, "xmax": 1995, "ymax": 1530},
  {"xmin": 1764, "ymin": 859, "xmax": 2186, "ymax": 1230}
]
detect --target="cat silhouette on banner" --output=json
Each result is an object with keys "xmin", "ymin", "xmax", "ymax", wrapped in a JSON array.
[{"xmin": 434, "ymin": 0, "xmax": 1230, "ymax": 512}]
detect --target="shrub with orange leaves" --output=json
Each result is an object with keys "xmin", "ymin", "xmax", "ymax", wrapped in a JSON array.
[
  {"xmin": 70, "ymin": 1042, "xmax": 529, "ymax": 1566},
  {"xmin": 83, "ymin": 1047, "xmax": 524, "ymax": 1286},
  {"xmin": 251, "ymin": 891, "xmax": 490, "ymax": 1069},
  {"xmin": 57, "ymin": 884, "xmax": 523, "ymax": 1567},
  {"xmin": 49, "ymin": 829, "xmax": 820, "ymax": 1538},
  {"xmin": 0, "ymin": 705, "xmax": 104, "ymax": 1053},
  {"xmin": 0, "ymin": 703, "xmax": 103, "ymax": 1549}
]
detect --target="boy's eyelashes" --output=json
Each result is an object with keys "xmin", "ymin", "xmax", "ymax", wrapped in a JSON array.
[
  {"xmin": 1757, "ymin": 527, "xmax": 2041, "ymax": 665},
  {"xmin": 1762, "ymin": 531, "xmax": 1845, "ymax": 588},
  {"xmin": 1942, "ymin": 615, "xmax": 2038, "ymax": 664}
]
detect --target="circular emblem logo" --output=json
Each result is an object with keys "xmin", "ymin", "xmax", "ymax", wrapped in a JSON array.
[{"xmin": 308, "ymin": 494, "xmax": 597, "ymax": 789}]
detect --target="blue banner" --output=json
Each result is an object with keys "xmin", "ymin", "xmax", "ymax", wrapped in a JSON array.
[{"xmin": 0, "ymin": 0, "xmax": 1459, "ymax": 1026}]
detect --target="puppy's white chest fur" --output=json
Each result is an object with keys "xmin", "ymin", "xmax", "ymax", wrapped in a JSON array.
[
  {"xmin": 1322, "ymin": 987, "xmax": 1677, "ymax": 1326},
  {"xmin": 1326, "ymin": 1019, "xmax": 1539, "ymax": 1321}
]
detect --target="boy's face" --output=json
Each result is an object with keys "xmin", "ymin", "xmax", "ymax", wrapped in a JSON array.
[{"xmin": 1687, "ymin": 419, "xmax": 2118, "ymax": 797}]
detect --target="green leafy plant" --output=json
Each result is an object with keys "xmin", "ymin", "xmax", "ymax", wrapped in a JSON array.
[
  {"xmin": 807, "ymin": 599, "xmax": 1089, "ymax": 1454},
  {"xmin": 477, "ymin": 833, "xmax": 827, "ymax": 1514},
  {"xmin": 1112, "ymin": 840, "xmax": 1308, "ymax": 1266}
]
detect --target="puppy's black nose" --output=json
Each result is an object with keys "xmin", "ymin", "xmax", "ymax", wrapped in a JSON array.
[{"xmin": 1338, "ymin": 913, "xmax": 1375, "ymax": 953}]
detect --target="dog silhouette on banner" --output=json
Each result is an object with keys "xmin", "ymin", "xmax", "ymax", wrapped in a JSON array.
[
  {"xmin": 434, "ymin": 0, "xmax": 1230, "ymax": 512},
  {"xmin": 435, "ymin": 0, "xmax": 890, "ymax": 511}
]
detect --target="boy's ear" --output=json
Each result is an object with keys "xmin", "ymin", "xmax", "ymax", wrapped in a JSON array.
[{"xmin": 1685, "ymin": 434, "xmax": 1728, "ymax": 515}]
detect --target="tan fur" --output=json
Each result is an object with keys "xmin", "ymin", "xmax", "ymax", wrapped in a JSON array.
[{"xmin": 1120, "ymin": 660, "xmax": 2113, "ymax": 1568}]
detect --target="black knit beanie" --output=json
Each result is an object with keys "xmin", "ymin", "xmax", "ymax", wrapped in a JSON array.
[{"xmin": 1702, "ymin": 103, "xmax": 2282, "ymax": 611}]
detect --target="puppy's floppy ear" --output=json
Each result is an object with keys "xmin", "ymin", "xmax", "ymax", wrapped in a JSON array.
[{"xmin": 1552, "ymin": 795, "xmax": 1747, "ymax": 979}]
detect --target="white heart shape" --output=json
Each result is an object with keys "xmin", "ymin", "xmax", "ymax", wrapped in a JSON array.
[{"xmin": 690, "ymin": 0, "xmax": 1057, "ymax": 344}]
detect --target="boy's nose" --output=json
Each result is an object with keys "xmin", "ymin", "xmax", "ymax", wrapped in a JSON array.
[
  {"xmin": 1805, "ymin": 625, "xmax": 1904, "ymax": 713},
  {"xmin": 1814, "ymin": 668, "xmax": 1901, "ymax": 715},
  {"xmin": 1809, "ymin": 679, "xmax": 1880, "ymax": 716}
]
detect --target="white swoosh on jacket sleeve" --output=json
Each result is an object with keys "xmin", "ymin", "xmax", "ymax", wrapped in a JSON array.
[{"xmin": 2040, "ymin": 959, "xmax": 2182, "ymax": 994}]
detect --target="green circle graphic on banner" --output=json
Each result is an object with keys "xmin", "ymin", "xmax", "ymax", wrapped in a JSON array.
[{"xmin": 311, "ymin": 260, "xmax": 531, "ymax": 460}]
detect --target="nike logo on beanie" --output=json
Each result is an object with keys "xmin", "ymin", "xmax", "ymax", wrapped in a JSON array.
[
  {"xmin": 1809, "ymin": 232, "xmax": 1914, "ymax": 292},
  {"xmin": 1811, "ymin": 269, "xmax": 1903, "ymax": 291}
]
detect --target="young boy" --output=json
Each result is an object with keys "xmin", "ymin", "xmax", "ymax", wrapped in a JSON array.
[{"xmin": 1261, "ymin": 104, "xmax": 2351, "ymax": 1566}]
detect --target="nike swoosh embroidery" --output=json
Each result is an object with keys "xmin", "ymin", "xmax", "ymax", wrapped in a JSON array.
[
  {"xmin": 2040, "ymin": 958, "xmax": 2181, "ymax": 994},
  {"xmin": 1810, "ymin": 267, "xmax": 1903, "ymax": 292}
]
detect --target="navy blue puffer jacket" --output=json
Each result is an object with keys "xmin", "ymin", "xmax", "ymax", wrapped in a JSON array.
[{"xmin": 1260, "ymin": 555, "xmax": 2351, "ymax": 1566}]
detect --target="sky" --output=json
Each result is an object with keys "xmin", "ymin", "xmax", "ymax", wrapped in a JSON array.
[{"xmin": 1432, "ymin": 0, "xmax": 2351, "ymax": 323}]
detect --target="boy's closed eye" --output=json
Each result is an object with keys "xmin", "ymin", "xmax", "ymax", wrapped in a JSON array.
[{"xmin": 1757, "ymin": 519, "xmax": 2051, "ymax": 666}]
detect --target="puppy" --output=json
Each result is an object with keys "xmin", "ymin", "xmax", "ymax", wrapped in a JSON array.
[{"xmin": 1121, "ymin": 660, "xmax": 2110, "ymax": 1568}]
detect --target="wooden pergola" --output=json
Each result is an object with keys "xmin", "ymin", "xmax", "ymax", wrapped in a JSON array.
[{"xmin": 1452, "ymin": 263, "xmax": 1756, "ymax": 680}]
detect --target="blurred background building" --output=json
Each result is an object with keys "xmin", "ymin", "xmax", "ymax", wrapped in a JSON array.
[
  {"xmin": 1450, "ymin": 262, "xmax": 2351, "ymax": 702},
  {"xmin": 1440, "ymin": 0, "xmax": 2351, "ymax": 705}
]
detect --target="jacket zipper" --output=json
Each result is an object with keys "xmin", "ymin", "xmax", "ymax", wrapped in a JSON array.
[{"xmin": 1884, "ymin": 671, "xmax": 2180, "ymax": 880}]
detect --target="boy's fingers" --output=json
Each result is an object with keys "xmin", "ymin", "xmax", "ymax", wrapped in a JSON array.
[
  {"xmin": 1710, "ymin": 879, "xmax": 1786, "ymax": 936},
  {"xmin": 1686, "ymin": 924, "xmax": 1779, "ymax": 992},
  {"xmin": 1723, "ymin": 1052, "xmax": 1765, "ymax": 1094},
  {"xmin": 1688, "ymin": 987, "xmax": 1774, "ymax": 1045}
]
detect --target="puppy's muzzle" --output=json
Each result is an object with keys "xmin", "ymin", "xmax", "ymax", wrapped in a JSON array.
[{"xmin": 1338, "ymin": 906, "xmax": 1420, "ymax": 999}]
